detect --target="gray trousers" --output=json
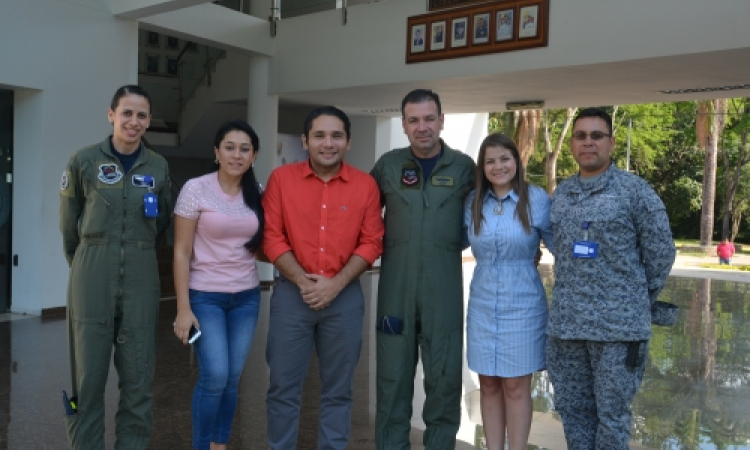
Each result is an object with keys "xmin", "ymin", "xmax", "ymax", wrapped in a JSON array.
[
  {"xmin": 546, "ymin": 337, "xmax": 648, "ymax": 450},
  {"xmin": 266, "ymin": 276, "xmax": 364, "ymax": 450}
]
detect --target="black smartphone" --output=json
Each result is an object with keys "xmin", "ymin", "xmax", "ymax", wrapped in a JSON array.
[
  {"xmin": 188, "ymin": 325, "xmax": 202, "ymax": 344},
  {"xmin": 377, "ymin": 315, "xmax": 403, "ymax": 335}
]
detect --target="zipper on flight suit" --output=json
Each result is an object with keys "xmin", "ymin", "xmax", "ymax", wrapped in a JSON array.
[
  {"xmin": 117, "ymin": 158, "xmax": 147, "ymax": 301},
  {"xmin": 119, "ymin": 162, "xmax": 126, "ymax": 302}
]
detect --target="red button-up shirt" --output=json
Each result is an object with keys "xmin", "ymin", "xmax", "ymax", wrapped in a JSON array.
[{"xmin": 262, "ymin": 161, "xmax": 384, "ymax": 277}]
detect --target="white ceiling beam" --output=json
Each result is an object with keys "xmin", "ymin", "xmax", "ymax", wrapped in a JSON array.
[
  {"xmin": 139, "ymin": 3, "xmax": 274, "ymax": 56},
  {"xmin": 112, "ymin": 0, "xmax": 213, "ymax": 20}
]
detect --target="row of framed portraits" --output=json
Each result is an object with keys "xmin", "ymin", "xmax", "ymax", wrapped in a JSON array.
[{"xmin": 407, "ymin": 0, "xmax": 549, "ymax": 64}]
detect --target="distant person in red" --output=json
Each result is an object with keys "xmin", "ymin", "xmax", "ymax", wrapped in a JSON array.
[{"xmin": 717, "ymin": 238, "xmax": 736, "ymax": 265}]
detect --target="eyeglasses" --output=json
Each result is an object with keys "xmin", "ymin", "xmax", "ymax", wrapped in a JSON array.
[{"xmin": 572, "ymin": 131, "xmax": 611, "ymax": 141}]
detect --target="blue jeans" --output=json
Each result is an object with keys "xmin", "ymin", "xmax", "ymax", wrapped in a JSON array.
[{"xmin": 189, "ymin": 287, "xmax": 261, "ymax": 450}]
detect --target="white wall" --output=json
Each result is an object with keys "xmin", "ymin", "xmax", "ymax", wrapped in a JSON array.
[
  {"xmin": 1, "ymin": 0, "xmax": 138, "ymax": 314},
  {"xmin": 278, "ymin": 110, "xmax": 389, "ymax": 173},
  {"xmin": 269, "ymin": 0, "xmax": 750, "ymax": 95},
  {"xmin": 346, "ymin": 115, "xmax": 382, "ymax": 173},
  {"xmin": 387, "ymin": 113, "xmax": 487, "ymax": 161}
]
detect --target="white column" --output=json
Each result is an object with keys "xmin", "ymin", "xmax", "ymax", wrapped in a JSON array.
[{"xmin": 248, "ymin": 55, "xmax": 278, "ymax": 282}]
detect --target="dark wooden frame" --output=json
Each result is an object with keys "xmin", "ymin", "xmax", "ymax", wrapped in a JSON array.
[
  {"xmin": 471, "ymin": 10, "xmax": 492, "ymax": 46},
  {"xmin": 430, "ymin": 20, "xmax": 448, "ymax": 52},
  {"xmin": 406, "ymin": 0, "xmax": 549, "ymax": 64},
  {"xmin": 450, "ymin": 16, "xmax": 469, "ymax": 48},
  {"xmin": 428, "ymin": 0, "xmax": 514, "ymax": 12},
  {"xmin": 517, "ymin": 3, "xmax": 541, "ymax": 39},
  {"xmin": 410, "ymin": 23, "xmax": 428, "ymax": 54},
  {"xmin": 495, "ymin": 7, "xmax": 515, "ymax": 42}
]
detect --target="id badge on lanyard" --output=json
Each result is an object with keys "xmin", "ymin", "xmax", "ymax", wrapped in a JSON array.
[{"xmin": 572, "ymin": 221, "xmax": 598, "ymax": 258}]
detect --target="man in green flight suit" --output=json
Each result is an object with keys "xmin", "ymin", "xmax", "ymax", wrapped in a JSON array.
[
  {"xmin": 60, "ymin": 86, "xmax": 172, "ymax": 450},
  {"xmin": 371, "ymin": 89, "xmax": 476, "ymax": 450}
]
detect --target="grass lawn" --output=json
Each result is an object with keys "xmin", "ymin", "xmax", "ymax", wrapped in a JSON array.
[
  {"xmin": 674, "ymin": 238, "xmax": 749, "ymax": 254},
  {"xmin": 697, "ymin": 263, "xmax": 750, "ymax": 271}
]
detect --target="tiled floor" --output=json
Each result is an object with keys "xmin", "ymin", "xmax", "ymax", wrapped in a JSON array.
[{"xmin": 1, "ymin": 264, "xmax": 749, "ymax": 449}]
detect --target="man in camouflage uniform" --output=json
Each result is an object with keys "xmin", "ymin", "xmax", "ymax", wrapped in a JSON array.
[{"xmin": 547, "ymin": 108, "xmax": 675, "ymax": 450}]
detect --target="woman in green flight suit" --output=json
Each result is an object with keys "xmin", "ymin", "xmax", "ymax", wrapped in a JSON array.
[{"xmin": 60, "ymin": 85, "xmax": 172, "ymax": 450}]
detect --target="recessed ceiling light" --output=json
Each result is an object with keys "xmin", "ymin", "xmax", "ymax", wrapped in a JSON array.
[{"xmin": 658, "ymin": 84, "xmax": 750, "ymax": 94}]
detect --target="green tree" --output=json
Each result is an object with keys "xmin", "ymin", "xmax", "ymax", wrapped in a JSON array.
[{"xmin": 697, "ymin": 99, "xmax": 728, "ymax": 248}]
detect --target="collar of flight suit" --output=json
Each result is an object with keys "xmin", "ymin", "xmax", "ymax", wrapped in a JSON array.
[
  {"xmin": 97, "ymin": 136, "xmax": 153, "ymax": 168},
  {"xmin": 404, "ymin": 139, "xmax": 456, "ymax": 168}
]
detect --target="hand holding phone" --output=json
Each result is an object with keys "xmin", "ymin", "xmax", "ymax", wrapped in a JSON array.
[{"xmin": 188, "ymin": 325, "xmax": 201, "ymax": 345}]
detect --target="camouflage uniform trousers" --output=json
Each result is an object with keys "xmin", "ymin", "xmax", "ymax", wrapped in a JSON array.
[{"xmin": 546, "ymin": 336, "xmax": 648, "ymax": 450}]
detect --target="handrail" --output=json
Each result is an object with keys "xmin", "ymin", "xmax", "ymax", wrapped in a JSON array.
[{"xmin": 177, "ymin": 47, "xmax": 226, "ymax": 112}]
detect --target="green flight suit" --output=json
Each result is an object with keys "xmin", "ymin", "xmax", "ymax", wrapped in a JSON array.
[
  {"xmin": 60, "ymin": 138, "xmax": 172, "ymax": 450},
  {"xmin": 371, "ymin": 142, "xmax": 475, "ymax": 450}
]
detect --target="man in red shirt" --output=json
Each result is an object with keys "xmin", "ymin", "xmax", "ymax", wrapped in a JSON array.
[
  {"xmin": 262, "ymin": 106, "xmax": 384, "ymax": 450},
  {"xmin": 717, "ymin": 238, "xmax": 736, "ymax": 265}
]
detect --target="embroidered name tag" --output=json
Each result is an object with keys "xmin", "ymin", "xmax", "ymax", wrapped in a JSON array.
[
  {"xmin": 432, "ymin": 175, "xmax": 454, "ymax": 186},
  {"xmin": 132, "ymin": 174, "xmax": 155, "ymax": 189}
]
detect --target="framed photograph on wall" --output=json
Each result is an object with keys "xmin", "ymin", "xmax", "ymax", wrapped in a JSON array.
[
  {"xmin": 406, "ymin": 0, "xmax": 549, "ymax": 64},
  {"xmin": 146, "ymin": 31, "xmax": 160, "ymax": 48},
  {"xmin": 166, "ymin": 36, "xmax": 179, "ymax": 50},
  {"xmin": 518, "ymin": 5, "xmax": 539, "ymax": 38},
  {"xmin": 430, "ymin": 20, "xmax": 446, "ymax": 51},
  {"xmin": 451, "ymin": 17, "xmax": 468, "ymax": 48},
  {"xmin": 145, "ymin": 54, "xmax": 160, "ymax": 73},
  {"xmin": 473, "ymin": 12, "xmax": 490, "ymax": 44},
  {"xmin": 411, "ymin": 24, "xmax": 427, "ymax": 53},
  {"xmin": 495, "ymin": 8, "xmax": 514, "ymax": 42}
]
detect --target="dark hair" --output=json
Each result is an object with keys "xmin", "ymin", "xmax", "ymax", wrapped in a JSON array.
[
  {"xmin": 303, "ymin": 106, "xmax": 351, "ymax": 140},
  {"xmin": 401, "ymin": 89, "xmax": 442, "ymax": 117},
  {"xmin": 471, "ymin": 133, "xmax": 532, "ymax": 235},
  {"xmin": 212, "ymin": 120, "xmax": 264, "ymax": 251},
  {"xmin": 110, "ymin": 85, "xmax": 152, "ymax": 112},
  {"xmin": 573, "ymin": 108, "xmax": 613, "ymax": 135}
]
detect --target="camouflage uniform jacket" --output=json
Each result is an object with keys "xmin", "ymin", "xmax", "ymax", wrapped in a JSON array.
[{"xmin": 548, "ymin": 164, "xmax": 675, "ymax": 341}]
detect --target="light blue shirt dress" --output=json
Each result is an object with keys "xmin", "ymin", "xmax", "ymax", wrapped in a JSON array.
[{"xmin": 464, "ymin": 185, "xmax": 555, "ymax": 377}]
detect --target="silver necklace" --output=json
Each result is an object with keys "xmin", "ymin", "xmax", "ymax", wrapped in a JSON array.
[{"xmin": 494, "ymin": 202, "xmax": 504, "ymax": 215}]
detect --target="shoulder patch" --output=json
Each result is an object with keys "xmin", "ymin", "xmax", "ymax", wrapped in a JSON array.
[{"xmin": 60, "ymin": 171, "xmax": 69, "ymax": 191}]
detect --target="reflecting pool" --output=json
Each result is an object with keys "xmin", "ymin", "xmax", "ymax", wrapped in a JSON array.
[{"xmin": 466, "ymin": 267, "xmax": 750, "ymax": 450}]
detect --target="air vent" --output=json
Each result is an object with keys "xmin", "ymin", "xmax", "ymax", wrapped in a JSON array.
[{"xmin": 362, "ymin": 108, "xmax": 401, "ymax": 114}]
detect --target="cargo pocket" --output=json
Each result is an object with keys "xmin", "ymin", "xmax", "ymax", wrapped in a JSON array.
[
  {"xmin": 376, "ymin": 332, "xmax": 406, "ymax": 383},
  {"xmin": 438, "ymin": 330, "xmax": 463, "ymax": 401},
  {"xmin": 115, "ymin": 327, "xmax": 152, "ymax": 385}
]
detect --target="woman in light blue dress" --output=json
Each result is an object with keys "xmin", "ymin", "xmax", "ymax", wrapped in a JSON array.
[{"xmin": 464, "ymin": 133, "xmax": 554, "ymax": 450}]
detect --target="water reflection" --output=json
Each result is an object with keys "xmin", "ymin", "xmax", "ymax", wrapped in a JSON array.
[{"xmin": 530, "ymin": 270, "xmax": 750, "ymax": 450}]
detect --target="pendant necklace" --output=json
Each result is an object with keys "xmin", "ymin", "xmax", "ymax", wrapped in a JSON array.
[{"xmin": 494, "ymin": 201, "xmax": 504, "ymax": 215}]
